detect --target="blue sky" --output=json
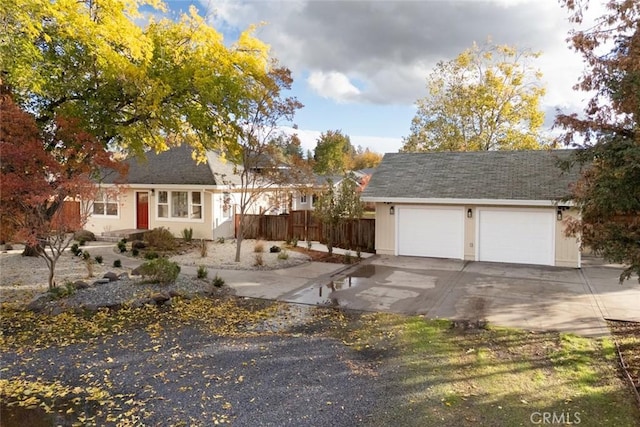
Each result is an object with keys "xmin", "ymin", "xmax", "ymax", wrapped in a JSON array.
[{"xmin": 161, "ymin": 0, "xmax": 602, "ymax": 155}]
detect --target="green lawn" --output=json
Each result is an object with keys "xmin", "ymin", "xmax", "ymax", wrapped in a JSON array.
[{"xmin": 340, "ymin": 313, "xmax": 640, "ymax": 427}]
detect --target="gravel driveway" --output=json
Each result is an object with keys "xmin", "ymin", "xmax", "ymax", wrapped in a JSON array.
[{"xmin": 1, "ymin": 303, "xmax": 398, "ymax": 426}]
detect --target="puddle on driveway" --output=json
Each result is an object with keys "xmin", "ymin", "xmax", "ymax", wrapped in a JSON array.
[{"xmin": 287, "ymin": 275, "xmax": 370, "ymax": 307}]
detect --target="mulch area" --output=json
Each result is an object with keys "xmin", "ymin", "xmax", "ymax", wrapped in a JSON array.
[
  {"xmin": 608, "ymin": 320, "xmax": 640, "ymax": 403},
  {"xmin": 289, "ymin": 246, "xmax": 364, "ymax": 264}
]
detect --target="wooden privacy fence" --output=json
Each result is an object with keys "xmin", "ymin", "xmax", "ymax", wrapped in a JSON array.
[{"xmin": 235, "ymin": 210, "xmax": 375, "ymax": 252}]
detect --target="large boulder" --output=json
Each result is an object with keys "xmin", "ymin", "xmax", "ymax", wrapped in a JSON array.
[{"xmin": 103, "ymin": 272, "xmax": 119, "ymax": 282}]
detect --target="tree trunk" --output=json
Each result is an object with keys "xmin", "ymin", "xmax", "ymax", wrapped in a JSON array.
[
  {"xmin": 235, "ymin": 218, "xmax": 244, "ymax": 263},
  {"xmin": 48, "ymin": 258, "xmax": 57, "ymax": 289},
  {"xmin": 22, "ymin": 243, "xmax": 43, "ymax": 257}
]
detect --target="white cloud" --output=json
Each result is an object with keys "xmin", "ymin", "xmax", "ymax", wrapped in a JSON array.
[{"xmin": 307, "ymin": 71, "xmax": 361, "ymax": 103}]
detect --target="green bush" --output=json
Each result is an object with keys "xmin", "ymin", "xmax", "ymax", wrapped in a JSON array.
[
  {"xmin": 70, "ymin": 243, "xmax": 81, "ymax": 256},
  {"xmin": 131, "ymin": 248, "xmax": 139, "ymax": 257},
  {"xmin": 212, "ymin": 274, "xmax": 225, "ymax": 288},
  {"xmin": 291, "ymin": 237, "xmax": 298, "ymax": 247},
  {"xmin": 344, "ymin": 251, "xmax": 352, "ymax": 264},
  {"xmin": 182, "ymin": 227, "xmax": 193, "ymax": 243},
  {"xmin": 197, "ymin": 265, "xmax": 208, "ymax": 279},
  {"xmin": 82, "ymin": 250, "xmax": 91, "ymax": 260},
  {"xmin": 144, "ymin": 251, "xmax": 159, "ymax": 260},
  {"xmin": 49, "ymin": 281, "xmax": 76, "ymax": 299},
  {"xmin": 94, "ymin": 255, "xmax": 103, "ymax": 264},
  {"xmin": 113, "ymin": 259, "xmax": 122, "ymax": 268},
  {"xmin": 117, "ymin": 240, "xmax": 127, "ymax": 253},
  {"xmin": 216, "ymin": 237, "xmax": 225, "ymax": 244},
  {"xmin": 306, "ymin": 240, "xmax": 313, "ymax": 250},
  {"xmin": 138, "ymin": 258, "xmax": 181, "ymax": 285},
  {"xmin": 144, "ymin": 227, "xmax": 176, "ymax": 251},
  {"xmin": 278, "ymin": 250, "xmax": 289, "ymax": 260}
]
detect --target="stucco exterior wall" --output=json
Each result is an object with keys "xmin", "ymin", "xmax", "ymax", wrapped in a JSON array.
[
  {"xmin": 372, "ymin": 202, "xmax": 581, "ymax": 268},
  {"xmin": 374, "ymin": 203, "xmax": 395, "ymax": 255},
  {"xmin": 555, "ymin": 208, "xmax": 581, "ymax": 267}
]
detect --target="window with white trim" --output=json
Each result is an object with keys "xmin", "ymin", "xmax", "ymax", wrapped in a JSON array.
[
  {"xmin": 156, "ymin": 190, "xmax": 203, "ymax": 220},
  {"xmin": 93, "ymin": 190, "xmax": 118, "ymax": 216},
  {"xmin": 300, "ymin": 194, "xmax": 307, "ymax": 204},
  {"xmin": 158, "ymin": 191, "xmax": 169, "ymax": 218}
]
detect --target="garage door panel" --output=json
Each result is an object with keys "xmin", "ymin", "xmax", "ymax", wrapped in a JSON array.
[
  {"xmin": 478, "ymin": 209, "xmax": 554, "ymax": 266},
  {"xmin": 398, "ymin": 207, "xmax": 463, "ymax": 259}
]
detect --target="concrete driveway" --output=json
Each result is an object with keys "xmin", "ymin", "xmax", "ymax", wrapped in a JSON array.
[{"xmin": 233, "ymin": 255, "xmax": 640, "ymax": 338}]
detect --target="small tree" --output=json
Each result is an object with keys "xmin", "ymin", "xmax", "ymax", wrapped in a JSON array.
[
  {"xmin": 220, "ymin": 66, "xmax": 309, "ymax": 263},
  {"xmin": 313, "ymin": 130, "xmax": 355, "ymax": 174},
  {"xmin": 313, "ymin": 174, "xmax": 363, "ymax": 255},
  {"xmin": 0, "ymin": 83, "xmax": 121, "ymax": 288}
]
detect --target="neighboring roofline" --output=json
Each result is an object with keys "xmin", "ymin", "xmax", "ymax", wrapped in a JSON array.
[{"xmin": 361, "ymin": 197, "xmax": 575, "ymax": 207}]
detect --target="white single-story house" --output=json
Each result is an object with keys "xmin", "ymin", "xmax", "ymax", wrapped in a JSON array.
[
  {"xmin": 361, "ymin": 150, "xmax": 582, "ymax": 268},
  {"xmin": 86, "ymin": 145, "xmax": 297, "ymax": 240}
]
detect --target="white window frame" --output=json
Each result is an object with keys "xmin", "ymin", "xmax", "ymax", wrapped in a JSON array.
[
  {"xmin": 300, "ymin": 194, "xmax": 307, "ymax": 204},
  {"xmin": 155, "ymin": 190, "xmax": 204, "ymax": 222},
  {"xmin": 92, "ymin": 190, "xmax": 119, "ymax": 217}
]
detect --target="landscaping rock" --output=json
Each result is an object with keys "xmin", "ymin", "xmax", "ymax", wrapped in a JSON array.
[
  {"xmin": 130, "ymin": 266, "xmax": 142, "ymax": 276},
  {"xmin": 118, "ymin": 272, "xmax": 130, "ymax": 280},
  {"xmin": 103, "ymin": 272, "xmax": 119, "ymax": 282},
  {"xmin": 73, "ymin": 281, "xmax": 89, "ymax": 290},
  {"xmin": 270, "ymin": 246, "xmax": 281, "ymax": 253},
  {"xmin": 92, "ymin": 278, "xmax": 111, "ymax": 286},
  {"xmin": 27, "ymin": 294, "xmax": 51, "ymax": 312},
  {"xmin": 150, "ymin": 292, "xmax": 171, "ymax": 305}
]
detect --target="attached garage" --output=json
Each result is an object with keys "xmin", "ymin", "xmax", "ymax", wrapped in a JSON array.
[
  {"xmin": 397, "ymin": 206, "xmax": 464, "ymax": 259},
  {"xmin": 477, "ymin": 209, "xmax": 555, "ymax": 266}
]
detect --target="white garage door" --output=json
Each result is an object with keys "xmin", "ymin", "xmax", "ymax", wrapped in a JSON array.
[
  {"xmin": 478, "ymin": 209, "xmax": 555, "ymax": 266},
  {"xmin": 397, "ymin": 207, "xmax": 464, "ymax": 259}
]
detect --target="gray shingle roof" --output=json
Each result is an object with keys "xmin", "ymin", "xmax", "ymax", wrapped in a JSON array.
[
  {"xmin": 361, "ymin": 150, "xmax": 580, "ymax": 201},
  {"xmin": 101, "ymin": 145, "xmax": 241, "ymax": 186}
]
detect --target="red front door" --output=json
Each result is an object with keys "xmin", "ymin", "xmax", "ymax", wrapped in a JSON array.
[{"xmin": 136, "ymin": 192, "xmax": 149, "ymax": 229}]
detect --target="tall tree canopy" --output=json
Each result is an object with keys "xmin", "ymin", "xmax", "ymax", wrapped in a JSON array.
[
  {"xmin": 0, "ymin": 0, "xmax": 272, "ymax": 156},
  {"xmin": 402, "ymin": 42, "xmax": 547, "ymax": 152},
  {"xmin": 313, "ymin": 130, "xmax": 355, "ymax": 175},
  {"xmin": 557, "ymin": 0, "xmax": 640, "ymax": 282}
]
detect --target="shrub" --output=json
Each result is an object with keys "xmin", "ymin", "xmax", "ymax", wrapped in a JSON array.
[
  {"xmin": 254, "ymin": 240, "xmax": 265, "ymax": 253},
  {"xmin": 307, "ymin": 240, "xmax": 313, "ymax": 250},
  {"xmin": 78, "ymin": 240, "xmax": 86, "ymax": 246},
  {"xmin": 49, "ymin": 281, "xmax": 76, "ymax": 299},
  {"xmin": 216, "ymin": 237, "xmax": 225, "ymax": 244},
  {"xmin": 278, "ymin": 250, "xmax": 289, "ymax": 260},
  {"xmin": 131, "ymin": 240, "xmax": 147, "ymax": 250},
  {"xmin": 70, "ymin": 243, "xmax": 81, "ymax": 256},
  {"xmin": 212, "ymin": 274, "xmax": 225, "ymax": 288},
  {"xmin": 82, "ymin": 250, "xmax": 91, "ymax": 260},
  {"xmin": 84, "ymin": 256, "xmax": 94, "ymax": 278},
  {"xmin": 113, "ymin": 259, "xmax": 122, "ymax": 268},
  {"xmin": 73, "ymin": 230, "xmax": 96, "ymax": 242},
  {"xmin": 117, "ymin": 240, "xmax": 127, "ymax": 253},
  {"xmin": 182, "ymin": 227, "xmax": 193, "ymax": 243},
  {"xmin": 344, "ymin": 251, "xmax": 352, "ymax": 264},
  {"xmin": 254, "ymin": 253, "xmax": 264, "ymax": 267},
  {"xmin": 199, "ymin": 239, "xmax": 208, "ymax": 258},
  {"xmin": 138, "ymin": 258, "xmax": 180, "ymax": 285},
  {"xmin": 291, "ymin": 237, "xmax": 298, "ymax": 247},
  {"xmin": 356, "ymin": 248, "xmax": 362, "ymax": 260},
  {"xmin": 94, "ymin": 255, "xmax": 103, "ymax": 264},
  {"xmin": 144, "ymin": 227, "xmax": 176, "ymax": 251},
  {"xmin": 197, "ymin": 265, "xmax": 208, "ymax": 279},
  {"xmin": 144, "ymin": 251, "xmax": 159, "ymax": 260},
  {"xmin": 132, "ymin": 248, "xmax": 139, "ymax": 257}
]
